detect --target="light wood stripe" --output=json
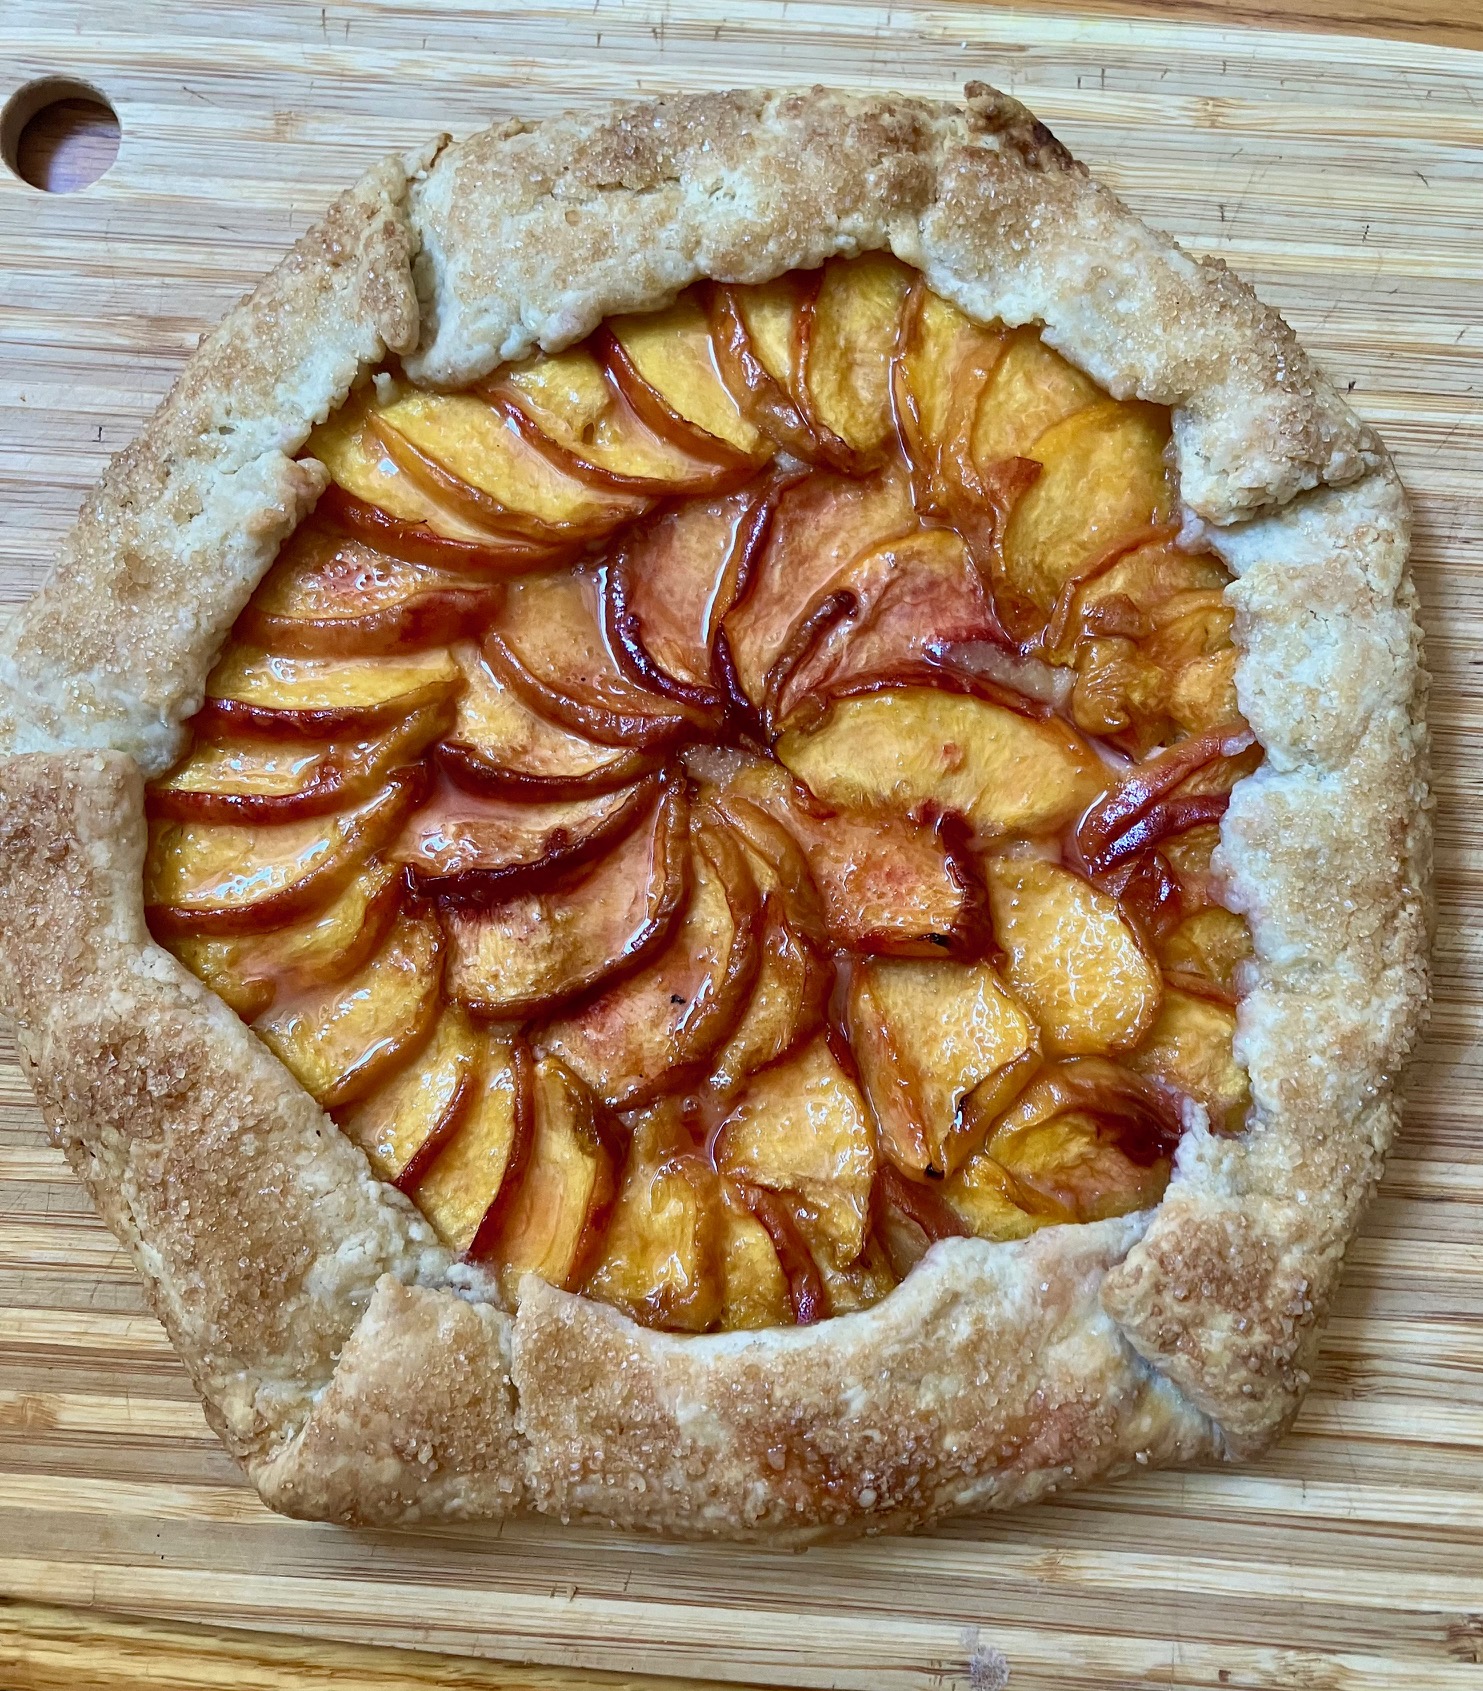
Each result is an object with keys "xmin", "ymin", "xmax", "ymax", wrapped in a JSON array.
[{"xmin": 1, "ymin": 5, "xmax": 1481, "ymax": 1688}]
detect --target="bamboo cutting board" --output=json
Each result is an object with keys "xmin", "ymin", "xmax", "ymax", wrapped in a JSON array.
[{"xmin": 1, "ymin": 6, "xmax": 1481, "ymax": 1688}]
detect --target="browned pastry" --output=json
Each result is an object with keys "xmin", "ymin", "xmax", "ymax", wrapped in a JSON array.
[{"xmin": 0, "ymin": 83, "xmax": 1428, "ymax": 1538}]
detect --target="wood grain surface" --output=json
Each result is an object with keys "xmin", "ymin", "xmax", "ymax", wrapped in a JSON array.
[{"xmin": 1, "ymin": 5, "xmax": 1481, "ymax": 1689}]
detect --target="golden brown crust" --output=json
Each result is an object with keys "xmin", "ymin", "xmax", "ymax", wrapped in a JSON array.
[
  {"xmin": 0, "ymin": 151, "xmax": 430, "ymax": 777},
  {"xmin": 0, "ymin": 752, "xmax": 489, "ymax": 1465},
  {"xmin": 0, "ymin": 84, "xmax": 1429, "ymax": 1533},
  {"xmin": 512, "ymin": 1221, "xmax": 1215, "ymax": 1540}
]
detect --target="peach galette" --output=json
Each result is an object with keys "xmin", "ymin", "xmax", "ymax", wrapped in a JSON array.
[
  {"xmin": 144, "ymin": 264, "xmax": 1260, "ymax": 1333},
  {"xmin": 0, "ymin": 87, "xmax": 1426, "ymax": 1536}
]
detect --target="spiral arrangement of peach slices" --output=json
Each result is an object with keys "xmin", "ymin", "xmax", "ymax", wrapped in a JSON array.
[{"xmin": 143, "ymin": 256, "xmax": 1258, "ymax": 1332}]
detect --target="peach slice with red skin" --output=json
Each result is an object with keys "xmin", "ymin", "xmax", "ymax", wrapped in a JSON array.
[
  {"xmin": 371, "ymin": 388, "xmax": 649, "ymax": 544},
  {"xmin": 1158, "ymin": 907, "xmax": 1252, "ymax": 1001},
  {"xmin": 892, "ymin": 286, "xmax": 1003, "ymax": 502},
  {"xmin": 714, "ymin": 1032, "xmax": 877, "ymax": 1271},
  {"xmin": 605, "ymin": 483, "xmax": 778, "ymax": 710},
  {"xmin": 305, "ymin": 397, "xmax": 565, "ymax": 568},
  {"xmin": 971, "ymin": 1057, "xmax": 1179, "ymax": 1224},
  {"xmin": 800, "ymin": 253, "xmax": 915, "ymax": 462},
  {"xmin": 163, "ymin": 858, "xmax": 404, "ymax": 1020},
  {"xmin": 708, "ymin": 276, "xmax": 840, "ymax": 467},
  {"xmin": 336, "ymin": 1004, "xmax": 481, "ymax": 1187},
  {"xmin": 144, "ymin": 770, "xmax": 421, "ymax": 937},
  {"xmin": 149, "ymin": 704, "xmax": 448, "ymax": 825},
  {"xmin": 582, "ymin": 1102, "xmax": 726, "ymax": 1333},
  {"xmin": 776, "ymin": 681, "xmax": 1107, "ymax": 842},
  {"xmin": 718, "ymin": 1190, "xmax": 797, "ymax": 1329},
  {"xmin": 539, "ymin": 820, "xmax": 764, "ymax": 1110},
  {"xmin": 200, "ymin": 645, "xmax": 462, "ymax": 740},
  {"xmin": 602, "ymin": 295, "xmax": 768, "ymax": 467},
  {"xmin": 393, "ymin": 769, "xmax": 659, "ymax": 897},
  {"xmin": 238, "ymin": 523, "xmax": 504, "ymax": 655},
  {"xmin": 435, "ymin": 644, "xmax": 658, "ymax": 801},
  {"xmin": 985, "ymin": 857, "xmax": 1163, "ymax": 1056},
  {"xmin": 409, "ymin": 1035, "xmax": 534, "ymax": 1258},
  {"xmin": 705, "ymin": 895, "xmax": 832, "ymax": 1102},
  {"xmin": 768, "ymin": 527, "xmax": 1003, "ymax": 725},
  {"xmin": 486, "ymin": 569, "xmax": 711, "ymax": 748},
  {"xmin": 482, "ymin": 1056, "xmax": 621, "ymax": 1293},
  {"xmin": 442, "ymin": 776, "xmax": 689, "ymax": 1020},
  {"xmin": 704, "ymin": 751, "xmax": 988, "ymax": 958},
  {"xmin": 484, "ymin": 342, "xmax": 746, "ymax": 497},
  {"xmin": 732, "ymin": 1182, "xmax": 829, "ymax": 1324},
  {"xmin": 254, "ymin": 905, "xmax": 444, "ymax": 1109},
  {"xmin": 876, "ymin": 1160, "xmax": 970, "ymax": 1279},
  {"xmin": 720, "ymin": 463, "xmax": 917, "ymax": 714},
  {"xmin": 1075, "ymin": 726, "xmax": 1256, "ymax": 877},
  {"xmin": 848, "ymin": 958, "xmax": 1039, "ymax": 1180}
]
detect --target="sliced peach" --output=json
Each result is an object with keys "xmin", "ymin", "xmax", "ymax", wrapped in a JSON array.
[
  {"xmin": 539, "ymin": 820, "xmax": 763, "ymax": 1109},
  {"xmin": 971, "ymin": 326, "xmax": 1103, "ymax": 467},
  {"xmin": 708, "ymin": 277, "xmax": 833, "ymax": 465},
  {"xmin": 1158, "ymin": 907, "xmax": 1252, "ymax": 1000},
  {"xmin": 769, "ymin": 527, "xmax": 1002, "ymax": 724},
  {"xmin": 776, "ymin": 684, "xmax": 1107, "ymax": 840},
  {"xmin": 706, "ymin": 897, "xmax": 832, "ymax": 1102},
  {"xmin": 395, "ymin": 769, "xmax": 657, "ymax": 896},
  {"xmin": 849, "ymin": 959, "xmax": 1038, "ymax": 1179},
  {"xmin": 486, "ymin": 568, "xmax": 709, "ymax": 748},
  {"xmin": 149, "ymin": 704, "xmax": 447, "ymax": 824},
  {"xmin": 1049, "ymin": 536, "xmax": 1230, "ymax": 663},
  {"xmin": 239, "ymin": 523, "xmax": 503, "ymax": 655},
  {"xmin": 718, "ymin": 1195, "xmax": 795, "ymax": 1330},
  {"xmin": 305, "ymin": 396, "xmax": 557, "ymax": 565},
  {"xmin": 810, "ymin": 1230, "xmax": 898, "ymax": 1317},
  {"xmin": 1131, "ymin": 988, "xmax": 1250, "ymax": 1132},
  {"xmin": 372, "ymin": 388, "xmax": 647, "ymax": 541},
  {"xmin": 409, "ymin": 1035, "xmax": 534, "ymax": 1257},
  {"xmin": 714, "ymin": 1033, "xmax": 876, "ymax": 1270},
  {"xmin": 606, "ymin": 485, "xmax": 768, "ymax": 706},
  {"xmin": 336, "ymin": 1004, "xmax": 480, "ymax": 1185},
  {"xmin": 732, "ymin": 1181, "xmax": 829, "ymax": 1324},
  {"xmin": 1069, "ymin": 636, "xmax": 1170, "ymax": 741},
  {"xmin": 707, "ymin": 753, "xmax": 986, "ymax": 957},
  {"xmin": 144, "ymin": 771, "xmax": 419, "ymax": 936},
  {"xmin": 165, "ymin": 857, "xmax": 403, "ymax": 1019},
  {"xmin": 604, "ymin": 295, "xmax": 766, "ymax": 462},
  {"xmin": 200, "ymin": 644, "xmax": 461, "ymax": 738},
  {"xmin": 583, "ymin": 1105, "xmax": 725, "ymax": 1333},
  {"xmin": 801, "ymin": 253, "xmax": 914, "ymax": 458},
  {"xmin": 487, "ymin": 343, "xmax": 735, "ymax": 494},
  {"xmin": 1000, "ymin": 399, "xmax": 1175, "ymax": 614},
  {"xmin": 985, "ymin": 857, "xmax": 1163, "ymax": 1055},
  {"xmin": 894, "ymin": 287, "xmax": 1007, "ymax": 498},
  {"xmin": 877, "ymin": 1160, "xmax": 970, "ymax": 1278},
  {"xmin": 254, "ymin": 906, "xmax": 444, "ymax": 1109},
  {"xmin": 1076, "ymin": 726, "xmax": 1255, "ymax": 876},
  {"xmin": 940, "ymin": 1151, "xmax": 1050, "ymax": 1242},
  {"xmin": 443, "ymin": 776, "xmax": 688, "ymax": 1019},
  {"xmin": 720, "ymin": 464, "xmax": 916, "ymax": 712},
  {"xmin": 482, "ymin": 1056, "xmax": 619, "ymax": 1292},
  {"xmin": 436, "ymin": 643, "xmax": 656, "ymax": 800},
  {"xmin": 981, "ymin": 1058, "xmax": 1178, "ymax": 1223}
]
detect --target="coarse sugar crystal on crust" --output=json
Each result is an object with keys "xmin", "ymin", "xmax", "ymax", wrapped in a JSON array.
[{"xmin": 0, "ymin": 83, "xmax": 1428, "ymax": 1536}]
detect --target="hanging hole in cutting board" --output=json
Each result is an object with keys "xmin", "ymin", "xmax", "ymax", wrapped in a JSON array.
[{"xmin": 1, "ymin": 78, "xmax": 119, "ymax": 192}]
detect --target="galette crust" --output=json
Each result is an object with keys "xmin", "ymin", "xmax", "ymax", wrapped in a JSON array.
[{"xmin": 0, "ymin": 84, "xmax": 1428, "ymax": 1536}]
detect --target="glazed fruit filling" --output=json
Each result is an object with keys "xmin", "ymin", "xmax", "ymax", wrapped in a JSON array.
[{"xmin": 143, "ymin": 255, "xmax": 1259, "ymax": 1332}]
